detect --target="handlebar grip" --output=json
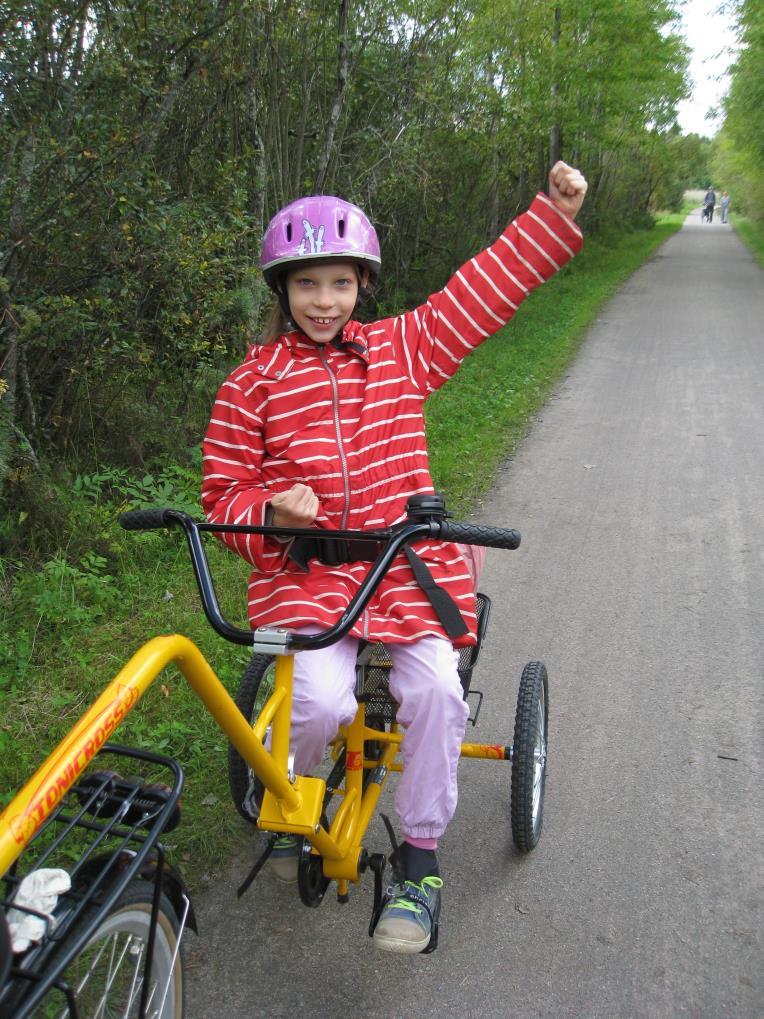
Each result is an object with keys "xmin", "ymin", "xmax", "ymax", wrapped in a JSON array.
[
  {"xmin": 119, "ymin": 508, "xmax": 175, "ymax": 531},
  {"xmin": 436, "ymin": 520, "xmax": 521, "ymax": 550}
]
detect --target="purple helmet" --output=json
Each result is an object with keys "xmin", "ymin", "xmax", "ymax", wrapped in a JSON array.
[{"xmin": 260, "ymin": 195, "xmax": 381, "ymax": 288}]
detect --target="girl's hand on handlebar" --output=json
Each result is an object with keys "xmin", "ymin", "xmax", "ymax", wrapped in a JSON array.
[
  {"xmin": 269, "ymin": 483, "xmax": 319, "ymax": 528},
  {"xmin": 548, "ymin": 161, "xmax": 588, "ymax": 220}
]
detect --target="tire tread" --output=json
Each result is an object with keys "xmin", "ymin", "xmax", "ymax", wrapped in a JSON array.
[{"xmin": 510, "ymin": 661, "xmax": 548, "ymax": 853}]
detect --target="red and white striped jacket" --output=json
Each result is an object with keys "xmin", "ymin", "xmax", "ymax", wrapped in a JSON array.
[{"xmin": 202, "ymin": 193, "xmax": 583, "ymax": 645}]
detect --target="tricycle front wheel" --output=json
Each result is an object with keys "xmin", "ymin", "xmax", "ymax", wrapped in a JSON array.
[
  {"xmin": 228, "ymin": 653, "xmax": 276, "ymax": 823},
  {"xmin": 510, "ymin": 661, "xmax": 548, "ymax": 852}
]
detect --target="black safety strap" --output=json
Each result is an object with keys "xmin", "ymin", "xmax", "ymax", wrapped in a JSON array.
[
  {"xmin": 287, "ymin": 537, "xmax": 469, "ymax": 640},
  {"xmin": 403, "ymin": 546, "xmax": 469, "ymax": 640},
  {"xmin": 289, "ymin": 536, "xmax": 381, "ymax": 572}
]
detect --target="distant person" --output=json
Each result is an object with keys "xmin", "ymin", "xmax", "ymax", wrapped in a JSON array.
[
  {"xmin": 720, "ymin": 191, "xmax": 730, "ymax": 224},
  {"xmin": 703, "ymin": 186, "xmax": 716, "ymax": 223}
]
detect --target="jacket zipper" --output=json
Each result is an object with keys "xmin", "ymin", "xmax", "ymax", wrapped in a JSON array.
[
  {"xmin": 321, "ymin": 346, "xmax": 368, "ymax": 638},
  {"xmin": 320, "ymin": 347, "xmax": 351, "ymax": 529}
]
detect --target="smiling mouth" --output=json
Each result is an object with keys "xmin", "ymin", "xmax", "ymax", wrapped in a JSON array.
[{"xmin": 309, "ymin": 317, "xmax": 337, "ymax": 326}]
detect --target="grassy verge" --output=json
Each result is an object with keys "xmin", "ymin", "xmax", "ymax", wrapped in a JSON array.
[
  {"xmin": 1, "ymin": 532, "xmax": 257, "ymax": 877},
  {"xmin": 731, "ymin": 214, "xmax": 764, "ymax": 268},
  {"xmin": 2, "ymin": 210, "xmax": 687, "ymax": 882}
]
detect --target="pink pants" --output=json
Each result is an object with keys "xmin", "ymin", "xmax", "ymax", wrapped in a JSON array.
[{"xmin": 291, "ymin": 632, "xmax": 469, "ymax": 841}]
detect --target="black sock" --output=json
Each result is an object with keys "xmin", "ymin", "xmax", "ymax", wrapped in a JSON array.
[{"xmin": 397, "ymin": 841, "xmax": 440, "ymax": 883}]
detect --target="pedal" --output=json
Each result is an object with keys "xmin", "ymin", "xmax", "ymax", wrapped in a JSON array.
[
  {"xmin": 423, "ymin": 919, "xmax": 439, "ymax": 953},
  {"xmin": 127, "ymin": 782, "xmax": 182, "ymax": 833},
  {"xmin": 74, "ymin": 770, "xmax": 123, "ymax": 817},
  {"xmin": 422, "ymin": 890, "xmax": 441, "ymax": 954},
  {"xmin": 366, "ymin": 853, "xmax": 388, "ymax": 937},
  {"xmin": 74, "ymin": 772, "xmax": 181, "ymax": 832}
]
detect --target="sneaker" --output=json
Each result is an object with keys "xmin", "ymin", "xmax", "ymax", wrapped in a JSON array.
[
  {"xmin": 373, "ymin": 843, "xmax": 442, "ymax": 954},
  {"xmin": 268, "ymin": 834, "xmax": 301, "ymax": 883},
  {"xmin": 373, "ymin": 875, "xmax": 443, "ymax": 953}
]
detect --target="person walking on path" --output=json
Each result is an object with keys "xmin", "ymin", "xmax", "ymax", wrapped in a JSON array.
[
  {"xmin": 703, "ymin": 186, "xmax": 716, "ymax": 223},
  {"xmin": 720, "ymin": 191, "xmax": 731, "ymax": 224}
]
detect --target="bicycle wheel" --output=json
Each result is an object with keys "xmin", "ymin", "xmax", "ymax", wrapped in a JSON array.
[
  {"xmin": 56, "ymin": 880, "xmax": 183, "ymax": 1018},
  {"xmin": 228, "ymin": 654, "xmax": 276, "ymax": 823},
  {"xmin": 510, "ymin": 661, "xmax": 548, "ymax": 853}
]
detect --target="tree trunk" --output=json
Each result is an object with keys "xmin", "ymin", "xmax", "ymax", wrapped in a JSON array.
[
  {"xmin": 0, "ymin": 296, "xmax": 20, "ymax": 480},
  {"xmin": 315, "ymin": 0, "xmax": 350, "ymax": 193},
  {"xmin": 136, "ymin": 2, "xmax": 234, "ymax": 160},
  {"xmin": 246, "ymin": 14, "xmax": 269, "ymax": 328},
  {"xmin": 0, "ymin": 133, "xmax": 36, "ymax": 484},
  {"xmin": 549, "ymin": 5, "xmax": 562, "ymax": 167},
  {"xmin": 247, "ymin": 10, "xmax": 267, "ymax": 242}
]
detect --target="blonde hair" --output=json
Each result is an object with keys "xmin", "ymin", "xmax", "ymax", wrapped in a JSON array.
[{"xmin": 260, "ymin": 300, "xmax": 291, "ymax": 345}]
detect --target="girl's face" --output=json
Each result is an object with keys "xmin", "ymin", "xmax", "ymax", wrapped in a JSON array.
[{"xmin": 286, "ymin": 262, "xmax": 363, "ymax": 343}]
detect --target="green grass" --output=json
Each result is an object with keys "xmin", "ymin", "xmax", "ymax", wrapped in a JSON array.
[
  {"xmin": 1, "ymin": 211, "xmax": 687, "ymax": 882},
  {"xmin": 731, "ymin": 214, "xmax": 764, "ymax": 269},
  {"xmin": 1, "ymin": 528, "xmax": 257, "ymax": 876}
]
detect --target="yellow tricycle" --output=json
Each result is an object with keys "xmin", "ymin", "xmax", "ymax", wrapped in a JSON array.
[{"xmin": 0, "ymin": 494, "xmax": 548, "ymax": 1015}]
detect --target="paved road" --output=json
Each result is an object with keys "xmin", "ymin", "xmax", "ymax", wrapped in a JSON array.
[{"xmin": 186, "ymin": 209, "xmax": 763, "ymax": 1018}]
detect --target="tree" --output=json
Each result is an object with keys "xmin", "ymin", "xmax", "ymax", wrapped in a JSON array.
[
  {"xmin": 711, "ymin": 0, "xmax": 764, "ymax": 220},
  {"xmin": 0, "ymin": 0, "xmax": 691, "ymax": 515}
]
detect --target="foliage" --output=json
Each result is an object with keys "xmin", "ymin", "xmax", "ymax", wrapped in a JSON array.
[
  {"xmin": 0, "ymin": 0, "xmax": 692, "ymax": 510},
  {"xmin": 730, "ymin": 215, "xmax": 764, "ymax": 269},
  {"xmin": 711, "ymin": 0, "xmax": 764, "ymax": 221},
  {"xmin": 1, "ymin": 448, "xmax": 202, "ymax": 559},
  {"xmin": 0, "ymin": 482, "xmax": 251, "ymax": 872},
  {"xmin": 676, "ymin": 133, "xmax": 713, "ymax": 189}
]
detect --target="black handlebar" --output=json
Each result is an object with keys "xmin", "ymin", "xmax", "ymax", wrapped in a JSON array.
[
  {"xmin": 119, "ymin": 507, "xmax": 175, "ymax": 530},
  {"xmin": 118, "ymin": 510, "xmax": 521, "ymax": 551},
  {"xmin": 119, "ymin": 499, "xmax": 521, "ymax": 650},
  {"xmin": 435, "ymin": 519, "xmax": 521, "ymax": 550}
]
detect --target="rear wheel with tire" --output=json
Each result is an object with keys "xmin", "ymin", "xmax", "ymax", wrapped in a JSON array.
[
  {"xmin": 228, "ymin": 654, "xmax": 276, "ymax": 823},
  {"xmin": 510, "ymin": 661, "xmax": 548, "ymax": 853},
  {"xmin": 59, "ymin": 880, "xmax": 184, "ymax": 1018}
]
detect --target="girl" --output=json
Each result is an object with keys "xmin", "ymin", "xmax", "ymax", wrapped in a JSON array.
[{"xmin": 202, "ymin": 161, "xmax": 587, "ymax": 954}]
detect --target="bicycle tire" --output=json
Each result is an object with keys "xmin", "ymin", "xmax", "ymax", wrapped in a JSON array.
[
  {"xmin": 228, "ymin": 654, "xmax": 276, "ymax": 823},
  {"xmin": 49, "ymin": 879, "xmax": 184, "ymax": 1019},
  {"xmin": 510, "ymin": 661, "xmax": 549, "ymax": 853}
]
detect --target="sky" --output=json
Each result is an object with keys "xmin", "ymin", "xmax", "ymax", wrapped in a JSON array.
[{"xmin": 676, "ymin": 0, "xmax": 739, "ymax": 136}]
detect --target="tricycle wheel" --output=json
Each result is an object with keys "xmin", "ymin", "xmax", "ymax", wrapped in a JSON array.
[
  {"xmin": 510, "ymin": 661, "xmax": 548, "ymax": 852},
  {"xmin": 297, "ymin": 841, "xmax": 330, "ymax": 907},
  {"xmin": 228, "ymin": 653, "xmax": 276, "ymax": 823}
]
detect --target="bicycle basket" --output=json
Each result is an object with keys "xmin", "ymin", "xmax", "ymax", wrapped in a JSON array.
[
  {"xmin": 1, "ymin": 744, "xmax": 188, "ymax": 1019},
  {"xmin": 355, "ymin": 592, "xmax": 492, "ymax": 709}
]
